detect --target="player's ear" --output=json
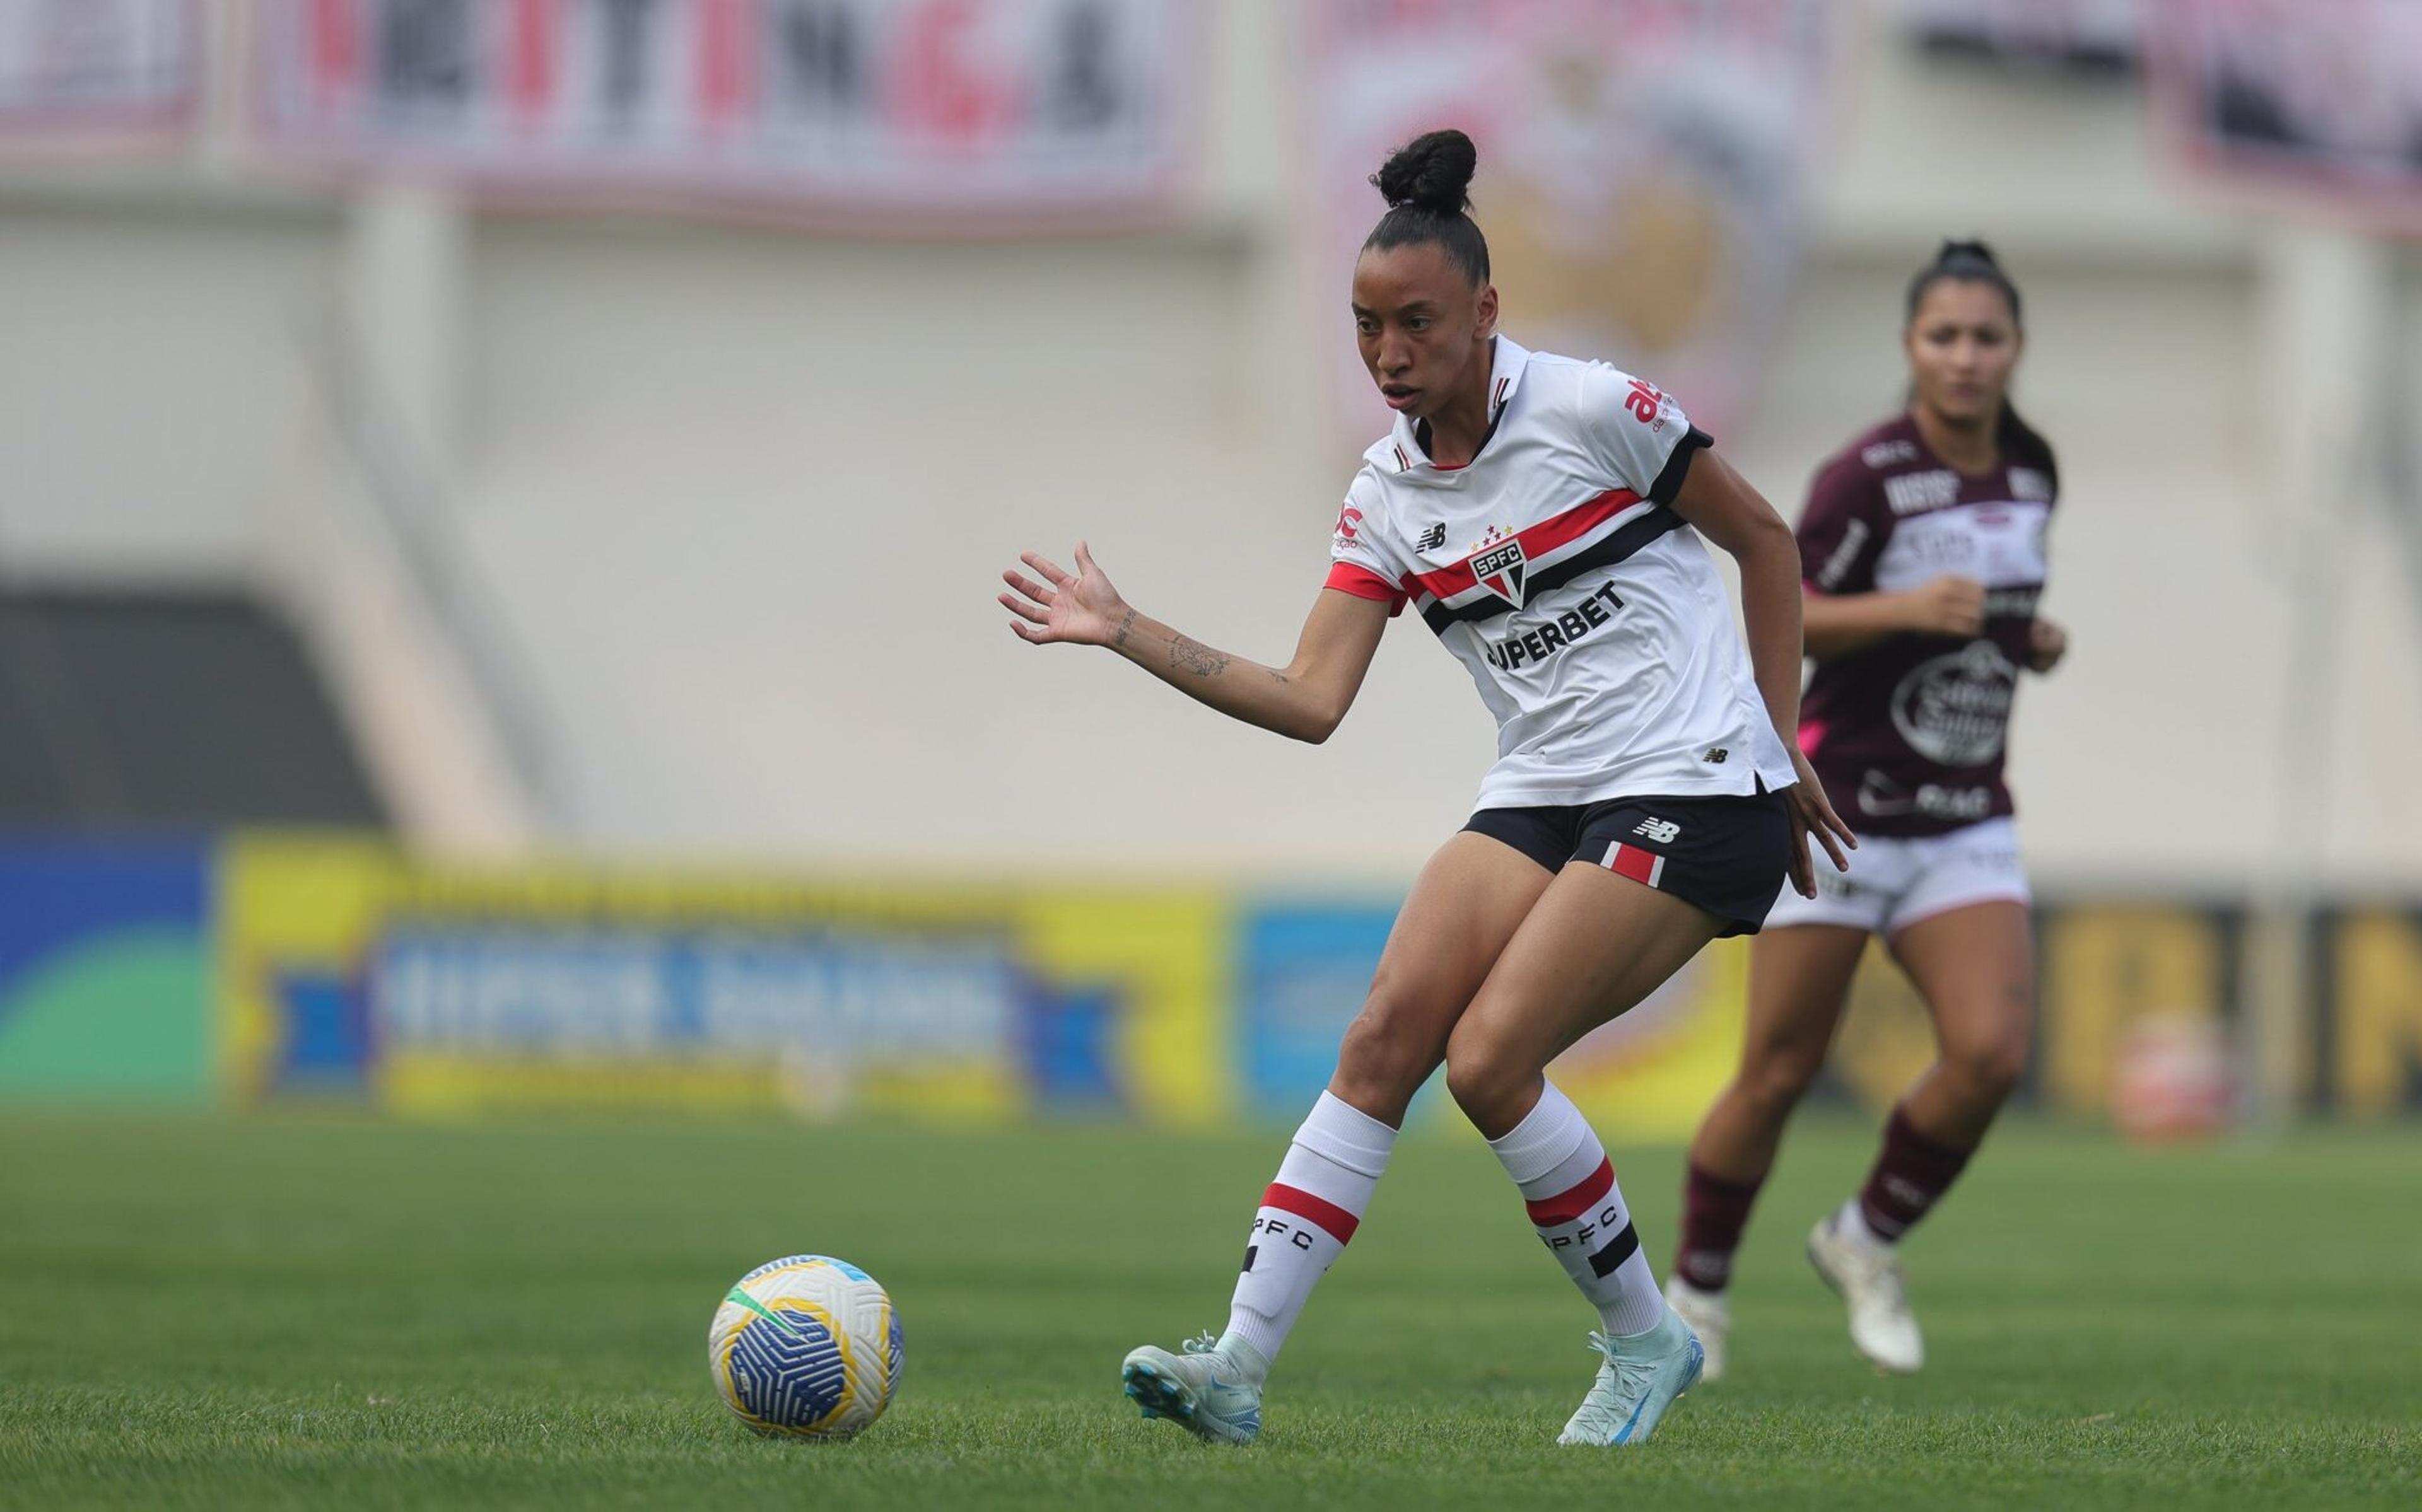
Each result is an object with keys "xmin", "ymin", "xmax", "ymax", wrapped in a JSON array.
[{"xmin": 1475, "ymin": 282, "xmax": 1499, "ymax": 339}]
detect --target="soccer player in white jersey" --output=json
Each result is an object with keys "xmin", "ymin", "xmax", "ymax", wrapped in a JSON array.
[
  {"xmin": 1666, "ymin": 242, "xmax": 2068, "ymax": 1380},
  {"xmin": 999, "ymin": 131, "xmax": 1852, "ymax": 1447}
]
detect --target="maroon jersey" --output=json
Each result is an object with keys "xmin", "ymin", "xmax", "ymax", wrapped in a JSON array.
[{"xmin": 1794, "ymin": 413, "xmax": 2057, "ymax": 837}]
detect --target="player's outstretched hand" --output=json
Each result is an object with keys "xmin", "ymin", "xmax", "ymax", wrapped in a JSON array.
[
  {"xmin": 1784, "ymin": 747, "xmax": 1856, "ymax": 899},
  {"xmin": 1905, "ymin": 574, "xmax": 1986, "ymax": 637},
  {"xmin": 2026, "ymin": 616, "xmax": 2068, "ymax": 673},
  {"xmin": 1000, "ymin": 541, "xmax": 1132, "ymax": 648}
]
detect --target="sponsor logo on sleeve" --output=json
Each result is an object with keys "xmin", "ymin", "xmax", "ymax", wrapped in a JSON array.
[{"xmin": 1813, "ymin": 518, "xmax": 1873, "ymax": 591}]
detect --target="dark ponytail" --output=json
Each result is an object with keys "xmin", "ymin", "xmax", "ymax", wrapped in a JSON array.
[
  {"xmin": 1362, "ymin": 129, "xmax": 1491, "ymax": 286},
  {"xmin": 1905, "ymin": 238, "xmax": 2054, "ymax": 479}
]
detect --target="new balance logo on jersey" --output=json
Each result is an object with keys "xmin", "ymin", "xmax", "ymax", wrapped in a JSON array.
[
  {"xmin": 1415, "ymin": 521, "xmax": 1448, "ymax": 552},
  {"xmin": 1633, "ymin": 818, "xmax": 1681, "ymax": 844},
  {"xmin": 1470, "ymin": 540, "xmax": 1528, "ymax": 609}
]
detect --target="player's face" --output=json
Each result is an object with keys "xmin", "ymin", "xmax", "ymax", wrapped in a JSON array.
[
  {"xmin": 1350, "ymin": 243, "xmax": 1497, "ymax": 419},
  {"xmin": 1904, "ymin": 280, "xmax": 2022, "ymax": 431}
]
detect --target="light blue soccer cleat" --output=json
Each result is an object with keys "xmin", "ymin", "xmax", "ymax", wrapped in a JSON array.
[
  {"xmin": 1555, "ymin": 1306, "xmax": 1704, "ymax": 1447},
  {"xmin": 1120, "ymin": 1333, "xmax": 1265, "ymax": 1444}
]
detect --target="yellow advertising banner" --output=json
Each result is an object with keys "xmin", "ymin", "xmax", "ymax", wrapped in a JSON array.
[
  {"xmin": 218, "ymin": 837, "xmax": 1228, "ymax": 1125},
  {"xmin": 215, "ymin": 834, "xmax": 2422, "ymax": 1130}
]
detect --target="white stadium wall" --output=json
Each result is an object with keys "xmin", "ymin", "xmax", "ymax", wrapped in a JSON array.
[{"xmin": 1, "ymin": 1, "xmax": 2418, "ymax": 888}]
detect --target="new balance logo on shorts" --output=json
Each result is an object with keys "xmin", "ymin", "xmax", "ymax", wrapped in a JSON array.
[{"xmin": 1633, "ymin": 818, "xmax": 1680, "ymax": 844}]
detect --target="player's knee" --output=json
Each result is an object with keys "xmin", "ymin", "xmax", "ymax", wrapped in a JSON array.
[
  {"xmin": 1331, "ymin": 994, "xmax": 1444, "ymax": 1112},
  {"xmin": 1945, "ymin": 1030, "xmax": 2029, "ymax": 1105},
  {"xmin": 1441, "ymin": 1031, "xmax": 1531, "ymax": 1133},
  {"xmin": 1740, "ymin": 1039, "xmax": 1827, "ymax": 1112}
]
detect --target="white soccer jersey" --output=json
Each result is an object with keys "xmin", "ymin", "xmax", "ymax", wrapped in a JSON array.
[{"xmin": 1325, "ymin": 336, "xmax": 1796, "ymax": 812}]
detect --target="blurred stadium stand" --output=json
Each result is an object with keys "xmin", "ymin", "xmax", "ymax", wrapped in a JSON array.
[{"xmin": 0, "ymin": 587, "xmax": 383, "ymax": 828}]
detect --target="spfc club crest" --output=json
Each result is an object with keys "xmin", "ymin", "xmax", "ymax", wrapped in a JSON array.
[{"xmin": 1470, "ymin": 540, "xmax": 1528, "ymax": 610}]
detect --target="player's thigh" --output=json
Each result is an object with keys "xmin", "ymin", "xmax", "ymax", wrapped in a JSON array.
[
  {"xmin": 1740, "ymin": 923, "xmax": 1872, "ymax": 1090},
  {"xmin": 1890, "ymin": 900, "xmax": 2035, "ymax": 1088},
  {"xmin": 1331, "ymin": 830, "xmax": 1555, "ymax": 1103},
  {"xmin": 1446, "ymin": 864, "xmax": 1726, "ymax": 1102}
]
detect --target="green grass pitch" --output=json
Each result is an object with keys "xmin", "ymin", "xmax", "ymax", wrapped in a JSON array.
[{"xmin": 1, "ymin": 1110, "xmax": 2416, "ymax": 1509}]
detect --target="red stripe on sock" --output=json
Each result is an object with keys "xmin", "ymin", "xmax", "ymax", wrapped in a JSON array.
[
  {"xmin": 1261, "ymin": 1182, "xmax": 1360, "ymax": 1244},
  {"xmin": 1524, "ymin": 1156, "xmax": 1615, "ymax": 1228}
]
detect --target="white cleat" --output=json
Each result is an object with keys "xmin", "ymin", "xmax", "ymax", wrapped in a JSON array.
[
  {"xmin": 1120, "ymin": 1334, "xmax": 1265, "ymax": 1444},
  {"xmin": 1555, "ymin": 1306, "xmax": 1703, "ymax": 1447},
  {"xmin": 1661, "ymin": 1276, "xmax": 1730, "ymax": 1383},
  {"xmin": 1806, "ymin": 1213, "xmax": 1924, "ymax": 1373}
]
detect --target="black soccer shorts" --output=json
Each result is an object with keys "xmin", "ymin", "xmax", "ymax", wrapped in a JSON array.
[{"xmin": 1463, "ymin": 784, "xmax": 1794, "ymax": 936}]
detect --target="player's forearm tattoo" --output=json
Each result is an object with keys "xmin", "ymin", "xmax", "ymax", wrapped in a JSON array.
[
  {"xmin": 1110, "ymin": 608, "xmax": 1137, "ymax": 651},
  {"xmin": 1169, "ymin": 634, "xmax": 1231, "ymax": 678}
]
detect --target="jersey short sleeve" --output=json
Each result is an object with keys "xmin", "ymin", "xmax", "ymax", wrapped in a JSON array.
[
  {"xmin": 1572, "ymin": 361, "xmax": 1712, "ymax": 506},
  {"xmin": 1323, "ymin": 472, "xmax": 1408, "ymax": 615},
  {"xmin": 1796, "ymin": 453, "xmax": 1890, "ymax": 595}
]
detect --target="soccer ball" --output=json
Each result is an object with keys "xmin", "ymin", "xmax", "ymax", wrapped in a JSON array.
[{"xmin": 708, "ymin": 1255, "xmax": 902, "ymax": 1438}]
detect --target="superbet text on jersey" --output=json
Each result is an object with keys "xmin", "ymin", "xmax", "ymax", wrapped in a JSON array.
[
  {"xmin": 1323, "ymin": 337, "xmax": 1795, "ymax": 812},
  {"xmin": 1794, "ymin": 414, "xmax": 2058, "ymax": 837}
]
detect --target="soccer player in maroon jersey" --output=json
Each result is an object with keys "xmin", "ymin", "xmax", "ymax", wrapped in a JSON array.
[
  {"xmin": 1665, "ymin": 241, "xmax": 2068, "ymax": 1378},
  {"xmin": 1001, "ymin": 130, "xmax": 1853, "ymax": 1446}
]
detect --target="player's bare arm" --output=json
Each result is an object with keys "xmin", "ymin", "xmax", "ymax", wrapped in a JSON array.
[
  {"xmin": 1000, "ymin": 540, "xmax": 1388, "ymax": 743},
  {"xmin": 1670, "ymin": 450, "xmax": 1856, "ymax": 895},
  {"xmin": 1802, "ymin": 574, "xmax": 1986, "ymax": 658},
  {"xmin": 1802, "ymin": 583, "xmax": 2066, "ymax": 670}
]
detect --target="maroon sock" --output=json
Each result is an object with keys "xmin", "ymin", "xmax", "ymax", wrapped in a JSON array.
[
  {"xmin": 1855, "ymin": 1107, "xmax": 1974, "ymax": 1242},
  {"xmin": 1673, "ymin": 1163, "xmax": 1764, "ymax": 1291}
]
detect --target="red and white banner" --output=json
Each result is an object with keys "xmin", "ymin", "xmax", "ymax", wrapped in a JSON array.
[
  {"xmin": 2149, "ymin": 0, "xmax": 2422, "ymax": 233},
  {"xmin": 247, "ymin": 0, "xmax": 1196, "ymax": 230},
  {"xmin": 1301, "ymin": 0, "xmax": 1832, "ymax": 451},
  {"xmin": 0, "ymin": 0, "xmax": 197, "ymax": 139}
]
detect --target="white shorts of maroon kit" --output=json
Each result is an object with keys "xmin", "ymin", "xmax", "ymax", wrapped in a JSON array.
[{"xmin": 1765, "ymin": 816, "xmax": 2029, "ymax": 937}]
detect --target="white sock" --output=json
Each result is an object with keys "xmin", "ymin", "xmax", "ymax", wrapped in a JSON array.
[
  {"xmin": 1835, "ymin": 1196, "xmax": 1890, "ymax": 1247},
  {"xmin": 1218, "ymin": 1091, "xmax": 1396, "ymax": 1376},
  {"xmin": 1487, "ymin": 1080, "xmax": 1666, "ymax": 1337}
]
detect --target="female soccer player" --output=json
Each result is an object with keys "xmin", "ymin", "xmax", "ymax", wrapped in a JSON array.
[
  {"xmin": 999, "ymin": 131, "xmax": 1852, "ymax": 1447},
  {"xmin": 1664, "ymin": 241, "xmax": 2067, "ymax": 1380}
]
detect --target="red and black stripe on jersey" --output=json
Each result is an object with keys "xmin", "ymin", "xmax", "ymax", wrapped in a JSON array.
[
  {"xmin": 1327, "ymin": 426, "xmax": 1714, "ymax": 637},
  {"xmin": 1411, "ymin": 499, "xmax": 1687, "ymax": 635}
]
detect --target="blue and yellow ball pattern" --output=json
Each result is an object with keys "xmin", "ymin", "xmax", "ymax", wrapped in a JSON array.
[{"xmin": 708, "ymin": 1255, "xmax": 901, "ymax": 1438}]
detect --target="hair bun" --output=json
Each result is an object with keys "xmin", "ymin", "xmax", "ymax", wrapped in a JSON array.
[
  {"xmin": 1938, "ymin": 238, "xmax": 2001, "ymax": 269},
  {"xmin": 1372, "ymin": 129, "xmax": 1477, "ymax": 216}
]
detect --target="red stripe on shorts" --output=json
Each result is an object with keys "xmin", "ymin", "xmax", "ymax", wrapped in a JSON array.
[
  {"xmin": 1261, "ymin": 1182, "xmax": 1360, "ymax": 1244},
  {"xmin": 1524, "ymin": 1156, "xmax": 1615, "ymax": 1227},
  {"xmin": 1606, "ymin": 842, "xmax": 1660, "ymax": 887}
]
